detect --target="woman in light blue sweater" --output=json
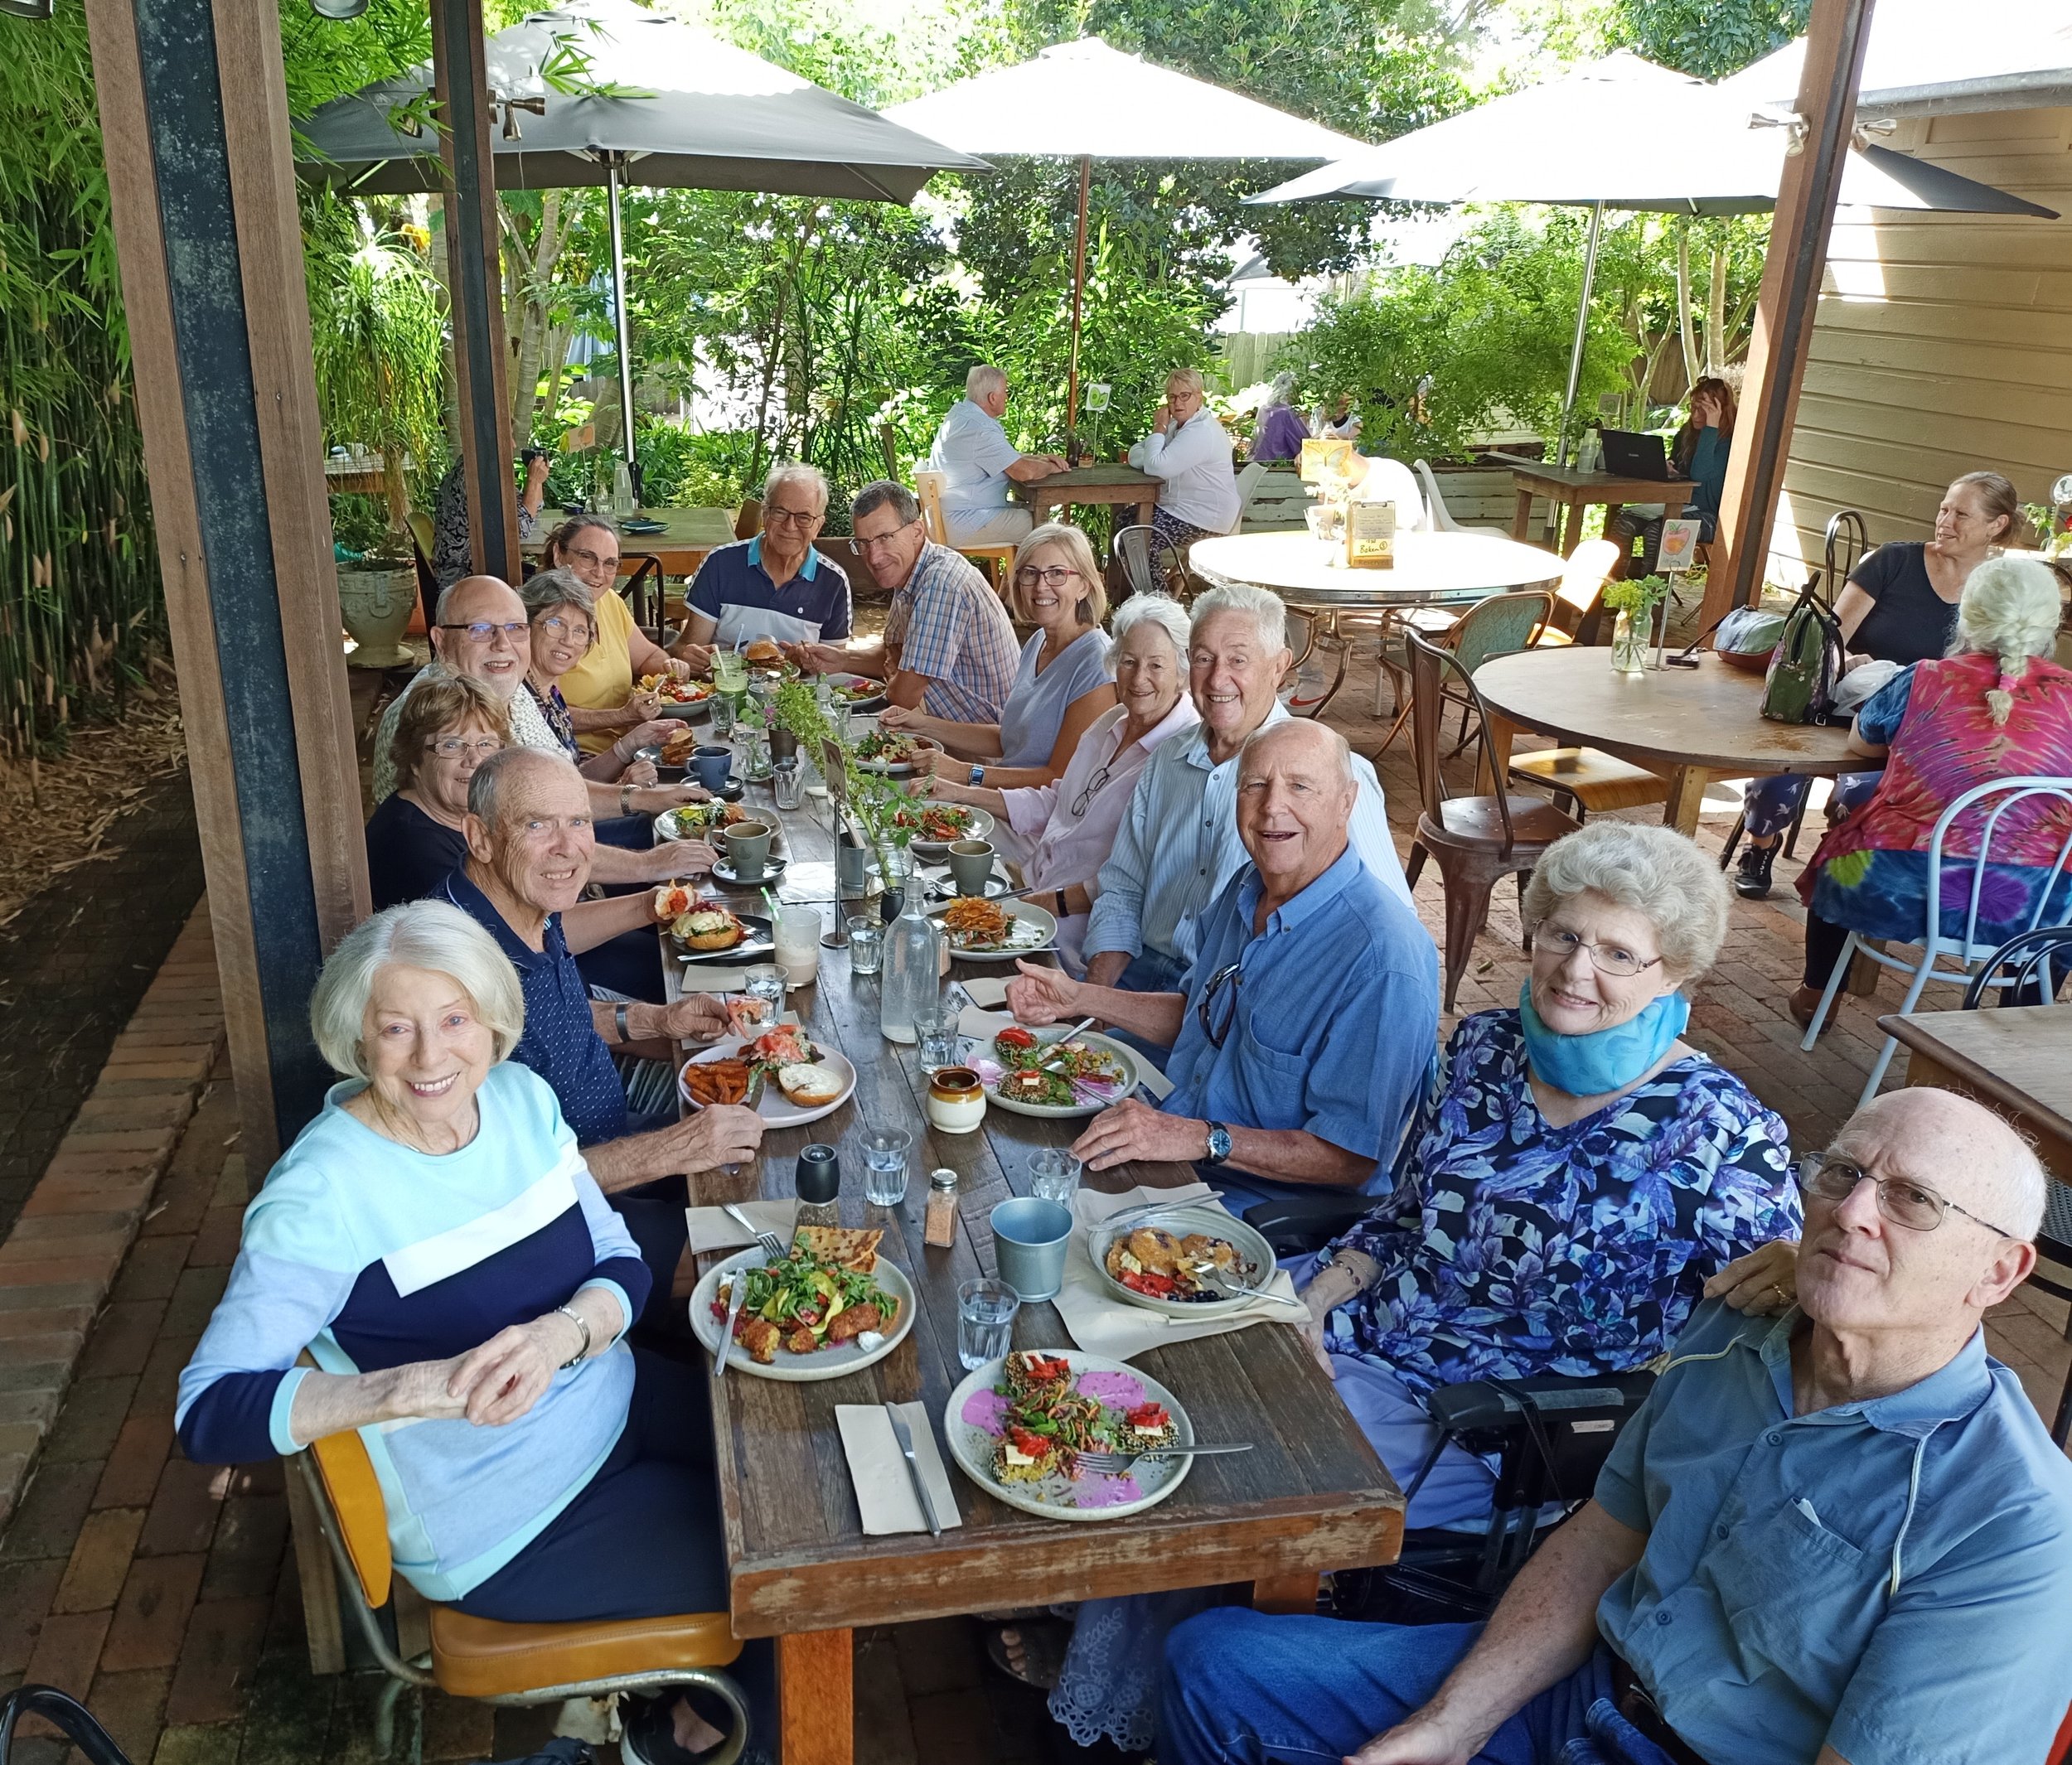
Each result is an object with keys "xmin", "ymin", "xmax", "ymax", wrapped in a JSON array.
[{"xmin": 177, "ymin": 901, "xmax": 744, "ymax": 1765}]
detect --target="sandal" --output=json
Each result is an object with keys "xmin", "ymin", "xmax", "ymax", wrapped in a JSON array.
[{"xmin": 983, "ymin": 1618, "xmax": 1072, "ymax": 1692}]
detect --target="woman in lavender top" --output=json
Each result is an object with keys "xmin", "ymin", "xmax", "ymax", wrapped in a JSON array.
[
  {"xmin": 1248, "ymin": 372, "xmax": 1309, "ymax": 463},
  {"xmin": 880, "ymin": 522, "xmax": 1116, "ymax": 787},
  {"xmin": 927, "ymin": 595, "xmax": 1197, "ymax": 974}
]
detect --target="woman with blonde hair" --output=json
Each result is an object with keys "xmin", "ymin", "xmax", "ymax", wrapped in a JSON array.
[
  {"xmin": 1793, "ymin": 553, "xmax": 2072, "ymax": 1026},
  {"xmin": 880, "ymin": 521, "xmax": 1116, "ymax": 787},
  {"xmin": 1129, "ymin": 366, "xmax": 1240, "ymax": 577},
  {"xmin": 365, "ymin": 675, "xmax": 509, "ymax": 912}
]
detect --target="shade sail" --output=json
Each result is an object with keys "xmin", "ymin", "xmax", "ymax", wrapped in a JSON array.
[
  {"xmin": 298, "ymin": 0, "xmax": 990, "ymax": 201},
  {"xmin": 884, "ymin": 36, "xmax": 1369, "ymax": 162},
  {"xmin": 1249, "ymin": 51, "xmax": 2056, "ymax": 216}
]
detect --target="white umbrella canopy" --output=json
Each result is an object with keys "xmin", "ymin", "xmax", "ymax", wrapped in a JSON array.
[
  {"xmin": 1247, "ymin": 51, "xmax": 2055, "ymax": 460},
  {"xmin": 886, "ymin": 37, "xmax": 1372, "ymax": 426}
]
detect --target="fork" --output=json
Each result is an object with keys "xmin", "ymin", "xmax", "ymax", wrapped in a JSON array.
[
  {"xmin": 723, "ymin": 1202, "xmax": 786, "ymax": 1264},
  {"xmin": 1191, "ymin": 1261, "xmax": 1306, "ymax": 1309},
  {"xmin": 1074, "ymin": 1443, "xmax": 1256, "ymax": 1474}
]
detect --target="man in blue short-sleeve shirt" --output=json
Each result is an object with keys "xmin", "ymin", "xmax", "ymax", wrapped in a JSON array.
[
  {"xmin": 681, "ymin": 461, "xmax": 850, "ymax": 658},
  {"xmin": 1158, "ymin": 1085, "xmax": 2072, "ymax": 1765},
  {"xmin": 1007, "ymin": 718, "xmax": 1439, "ymax": 1218}
]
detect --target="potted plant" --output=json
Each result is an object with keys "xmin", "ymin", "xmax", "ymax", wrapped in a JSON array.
[
  {"xmin": 330, "ymin": 495, "xmax": 418, "ymax": 668},
  {"xmin": 1600, "ymin": 575, "xmax": 1672, "ymax": 675}
]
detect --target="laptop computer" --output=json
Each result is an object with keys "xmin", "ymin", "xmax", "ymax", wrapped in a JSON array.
[{"xmin": 1598, "ymin": 428, "xmax": 1674, "ymax": 481}]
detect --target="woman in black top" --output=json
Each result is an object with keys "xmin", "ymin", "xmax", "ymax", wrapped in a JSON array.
[
  {"xmin": 366, "ymin": 675, "xmax": 507, "ymax": 912},
  {"xmin": 1732, "ymin": 468, "xmax": 2023, "ymax": 899}
]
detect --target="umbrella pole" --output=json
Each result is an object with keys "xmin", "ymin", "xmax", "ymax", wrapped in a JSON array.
[
  {"xmin": 1556, "ymin": 199, "xmax": 1604, "ymax": 471},
  {"xmin": 1067, "ymin": 153, "xmax": 1090, "ymax": 458},
  {"xmin": 605, "ymin": 154, "xmax": 641, "ymax": 505}
]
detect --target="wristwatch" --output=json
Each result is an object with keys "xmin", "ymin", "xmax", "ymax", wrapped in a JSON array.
[
  {"xmin": 614, "ymin": 1001, "xmax": 632, "ymax": 1042},
  {"xmin": 1053, "ymin": 888, "xmax": 1069, "ymax": 916},
  {"xmin": 619, "ymin": 784, "xmax": 635, "ymax": 815},
  {"xmin": 967, "ymin": 763, "xmax": 985, "ymax": 786},
  {"xmin": 1204, "ymin": 1121, "xmax": 1232, "ymax": 1165}
]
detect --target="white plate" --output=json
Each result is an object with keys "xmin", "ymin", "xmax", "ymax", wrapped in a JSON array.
[
  {"xmin": 981, "ymin": 1027, "xmax": 1138, "ymax": 1119},
  {"xmin": 896, "ymin": 804, "xmax": 995, "ymax": 861},
  {"xmin": 853, "ymin": 734, "xmax": 942, "ymax": 776},
  {"xmin": 944, "ymin": 1351, "xmax": 1194, "ymax": 1521},
  {"xmin": 656, "ymin": 803, "xmax": 748, "ymax": 841},
  {"xmin": 927, "ymin": 897, "xmax": 1057, "ymax": 962},
  {"xmin": 690, "ymin": 1248, "xmax": 916, "ymax": 1382},
  {"xmin": 1085, "ymin": 1204, "xmax": 1279, "ymax": 1318},
  {"xmin": 679, "ymin": 1035, "xmax": 857, "ymax": 1127},
  {"xmin": 827, "ymin": 673, "xmax": 888, "ymax": 714}
]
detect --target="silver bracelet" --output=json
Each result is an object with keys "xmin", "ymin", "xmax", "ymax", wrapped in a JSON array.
[{"xmin": 553, "ymin": 1303, "xmax": 592, "ymax": 1369}]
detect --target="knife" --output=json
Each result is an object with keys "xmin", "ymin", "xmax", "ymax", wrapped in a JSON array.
[
  {"xmin": 715, "ymin": 1275, "xmax": 748, "ymax": 1381},
  {"xmin": 884, "ymin": 1402, "xmax": 944, "ymax": 1536}
]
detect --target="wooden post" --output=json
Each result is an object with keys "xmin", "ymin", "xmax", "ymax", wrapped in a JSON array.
[
  {"xmin": 84, "ymin": 0, "xmax": 372, "ymax": 1172},
  {"xmin": 431, "ymin": 0, "xmax": 520, "ymax": 582},
  {"xmin": 1067, "ymin": 153, "xmax": 1091, "ymax": 452},
  {"xmin": 1703, "ymin": 0, "xmax": 1879, "ymax": 628}
]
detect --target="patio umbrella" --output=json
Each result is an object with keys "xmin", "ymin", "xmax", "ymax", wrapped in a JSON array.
[
  {"xmin": 1247, "ymin": 52, "xmax": 2057, "ymax": 460},
  {"xmin": 886, "ymin": 37, "xmax": 1370, "ymax": 428},
  {"xmin": 299, "ymin": 0, "xmax": 988, "ymax": 489}
]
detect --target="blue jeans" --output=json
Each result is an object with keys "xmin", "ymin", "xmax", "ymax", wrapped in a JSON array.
[
  {"xmin": 1101, "ymin": 945, "xmax": 1191, "ymax": 1061},
  {"xmin": 1159, "ymin": 1609, "xmax": 1680, "ymax": 1765}
]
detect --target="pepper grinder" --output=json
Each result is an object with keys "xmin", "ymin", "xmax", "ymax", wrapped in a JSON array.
[{"xmin": 795, "ymin": 1144, "xmax": 841, "ymax": 1229}]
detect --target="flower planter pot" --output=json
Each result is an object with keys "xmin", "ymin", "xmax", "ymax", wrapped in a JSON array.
[{"xmin": 337, "ymin": 563, "xmax": 417, "ymax": 668}]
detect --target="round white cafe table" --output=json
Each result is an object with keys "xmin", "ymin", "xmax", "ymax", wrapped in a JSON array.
[{"xmin": 1189, "ymin": 529, "xmax": 1562, "ymax": 607}]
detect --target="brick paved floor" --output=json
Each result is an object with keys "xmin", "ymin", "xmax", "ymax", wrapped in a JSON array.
[{"xmin": 1, "ymin": 641, "xmax": 2067, "ymax": 1765}]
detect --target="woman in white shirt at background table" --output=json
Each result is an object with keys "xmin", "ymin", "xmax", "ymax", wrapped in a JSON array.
[
  {"xmin": 1129, "ymin": 367, "xmax": 1240, "ymax": 580},
  {"xmin": 923, "ymin": 592, "xmax": 1197, "ymax": 975}
]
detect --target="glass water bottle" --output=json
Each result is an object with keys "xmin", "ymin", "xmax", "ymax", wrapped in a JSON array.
[{"xmin": 879, "ymin": 886, "xmax": 941, "ymax": 1046}]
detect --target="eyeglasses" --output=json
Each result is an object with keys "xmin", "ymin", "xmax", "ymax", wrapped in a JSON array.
[
  {"xmin": 1797, "ymin": 1153, "xmax": 2015, "ymax": 1239},
  {"xmin": 563, "ymin": 544, "xmax": 619, "ymax": 571},
  {"xmin": 540, "ymin": 614, "xmax": 594, "ymax": 646},
  {"xmin": 764, "ymin": 505, "xmax": 824, "ymax": 528},
  {"xmin": 1197, "ymin": 960, "xmax": 1242, "ymax": 1049},
  {"xmin": 1528, "ymin": 926, "xmax": 1663, "ymax": 980},
  {"xmin": 428, "ymin": 736, "xmax": 501, "ymax": 760},
  {"xmin": 438, "ymin": 621, "xmax": 526, "ymax": 645},
  {"xmin": 1014, "ymin": 565, "xmax": 1082, "ymax": 590},
  {"xmin": 1070, "ymin": 762, "xmax": 1114, "ymax": 820}
]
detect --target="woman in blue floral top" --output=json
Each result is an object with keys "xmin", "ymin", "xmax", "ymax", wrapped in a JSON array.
[{"xmin": 1301, "ymin": 820, "xmax": 1803, "ymax": 1530}]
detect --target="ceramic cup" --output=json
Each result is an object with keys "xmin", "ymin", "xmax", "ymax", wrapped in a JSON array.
[
  {"xmin": 722, "ymin": 820, "xmax": 773, "ymax": 881},
  {"xmin": 989, "ymin": 1197, "xmax": 1073, "ymax": 1303},
  {"xmin": 946, "ymin": 839, "xmax": 995, "ymax": 897},
  {"xmin": 690, "ymin": 744, "xmax": 733, "ymax": 791}
]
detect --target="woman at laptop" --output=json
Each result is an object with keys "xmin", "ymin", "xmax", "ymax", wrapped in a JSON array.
[{"xmin": 1605, "ymin": 376, "xmax": 1735, "ymax": 578}]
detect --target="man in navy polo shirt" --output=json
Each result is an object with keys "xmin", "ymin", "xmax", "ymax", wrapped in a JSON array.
[
  {"xmin": 679, "ymin": 460, "xmax": 850, "ymax": 663},
  {"xmin": 442, "ymin": 749, "xmax": 764, "ymax": 1322}
]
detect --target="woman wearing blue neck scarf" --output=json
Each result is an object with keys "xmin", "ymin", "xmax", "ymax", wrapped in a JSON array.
[{"xmin": 1298, "ymin": 820, "xmax": 1803, "ymax": 1531}]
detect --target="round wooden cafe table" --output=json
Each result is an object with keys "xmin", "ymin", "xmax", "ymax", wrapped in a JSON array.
[{"xmin": 1472, "ymin": 646, "xmax": 1860, "ymax": 835}]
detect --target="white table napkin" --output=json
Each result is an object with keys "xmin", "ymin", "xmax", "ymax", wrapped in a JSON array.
[
  {"xmin": 953, "ymin": 1005, "xmax": 1174, "ymax": 1102},
  {"xmin": 684, "ymin": 1197, "xmax": 797, "ymax": 1255},
  {"xmin": 835, "ymin": 1402, "xmax": 963, "ymax": 1535},
  {"xmin": 1052, "ymin": 1182, "xmax": 1303, "ymax": 1362},
  {"xmin": 675, "ymin": 964, "xmax": 754, "ymax": 995}
]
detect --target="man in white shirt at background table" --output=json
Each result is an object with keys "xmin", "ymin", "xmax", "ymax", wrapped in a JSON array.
[{"xmin": 927, "ymin": 364, "xmax": 1067, "ymax": 547}]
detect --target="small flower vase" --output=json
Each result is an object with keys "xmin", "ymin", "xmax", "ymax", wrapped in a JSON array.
[{"xmin": 1611, "ymin": 607, "xmax": 1649, "ymax": 675}]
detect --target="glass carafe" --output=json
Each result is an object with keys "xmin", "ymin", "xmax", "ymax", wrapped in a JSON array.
[{"xmin": 879, "ymin": 881, "xmax": 941, "ymax": 1046}]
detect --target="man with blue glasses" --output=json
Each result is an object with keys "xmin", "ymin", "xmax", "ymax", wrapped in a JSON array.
[{"xmin": 1159, "ymin": 1086, "xmax": 2072, "ymax": 1765}]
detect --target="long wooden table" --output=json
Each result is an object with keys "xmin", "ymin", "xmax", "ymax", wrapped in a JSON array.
[
  {"xmin": 661, "ymin": 782, "xmax": 1403, "ymax": 1764},
  {"xmin": 1015, "ymin": 462, "xmax": 1159, "ymax": 527},
  {"xmin": 1486, "ymin": 452, "xmax": 1695, "ymax": 558},
  {"xmin": 1882, "ymin": 1003, "xmax": 2072, "ymax": 1181},
  {"xmin": 1473, "ymin": 647, "xmax": 1859, "ymax": 835},
  {"xmin": 521, "ymin": 504, "xmax": 738, "ymax": 578}
]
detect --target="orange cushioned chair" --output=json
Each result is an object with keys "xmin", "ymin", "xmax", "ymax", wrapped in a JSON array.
[{"xmin": 298, "ymin": 1423, "xmax": 747, "ymax": 1763}]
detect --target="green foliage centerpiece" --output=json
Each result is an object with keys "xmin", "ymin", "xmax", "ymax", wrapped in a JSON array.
[{"xmin": 1600, "ymin": 576, "xmax": 1673, "ymax": 675}]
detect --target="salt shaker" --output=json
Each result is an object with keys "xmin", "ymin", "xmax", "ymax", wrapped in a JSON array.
[
  {"xmin": 795, "ymin": 1144, "xmax": 841, "ymax": 1229},
  {"xmin": 923, "ymin": 1167, "xmax": 960, "ymax": 1248}
]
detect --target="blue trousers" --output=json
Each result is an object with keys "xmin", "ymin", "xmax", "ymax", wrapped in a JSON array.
[
  {"xmin": 1743, "ymin": 770, "xmax": 1879, "ymax": 840},
  {"xmin": 1159, "ymin": 1609, "xmax": 1681, "ymax": 1765}
]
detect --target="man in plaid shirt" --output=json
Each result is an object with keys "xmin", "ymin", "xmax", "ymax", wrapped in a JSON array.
[{"xmin": 794, "ymin": 479, "xmax": 1019, "ymax": 723}]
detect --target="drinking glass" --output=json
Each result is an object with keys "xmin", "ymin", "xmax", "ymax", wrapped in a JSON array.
[
  {"xmin": 917, "ymin": 1023, "xmax": 962, "ymax": 1073},
  {"xmin": 956, "ymin": 1278, "xmax": 1021, "ymax": 1371},
  {"xmin": 1028, "ymin": 1148, "xmax": 1082, "ymax": 1206},
  {"xmin": 772, "ymin": 760, "xmax": 805, "ymax": 810},
  {"xmin": 846, "ymin": 919, "xmax": 883, "ymax": 975},
  {"xmin": 743, "ymin": 964, "xmax": 786, "ymax": 1024},
  {"xmin": 861, "ymin": 1127, "xmax": 913, "ymax": 1207},
  {"xmin": 709, "ymin": 694, "xmax": 737, "ymax": 737},
  {"xmin": 712, "ymin": 650, "xmax": 748, "ymax": 693},
  {"xmin": 773, "ymin": 907, "xmax": 820, "ymax": 987}
]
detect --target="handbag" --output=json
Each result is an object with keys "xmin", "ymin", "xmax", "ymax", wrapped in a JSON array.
[{"xmin": 1760, "ymin": 579, "xmax": 1846, "ymax": 725}]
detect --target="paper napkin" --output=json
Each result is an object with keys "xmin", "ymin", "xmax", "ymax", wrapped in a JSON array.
[{"xmin": 835, "ymin": 1402, "xmax": 963, "ymax": 1535}]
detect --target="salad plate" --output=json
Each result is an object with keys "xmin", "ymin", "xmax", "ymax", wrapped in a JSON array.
[
  {"xmin": 689, "ymin": 1242, "xmax": 915, "ymax": 1382},
  {"xmin": 981, "ymin": 1025, "xmax": 1137, "ymax": 1119}
]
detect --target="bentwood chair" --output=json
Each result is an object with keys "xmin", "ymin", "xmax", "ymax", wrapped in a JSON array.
[
  {"xmin": 1801, "ymin": 776, "xmax": 2072, "ymax": 1106},
  {"xmin": 1403, "ymin": 630, "xmax": 1580, "ymax": 1010},
  {"xmin": 295, "ymin": 1424, "xmax": 748, "ymax": 1762}
]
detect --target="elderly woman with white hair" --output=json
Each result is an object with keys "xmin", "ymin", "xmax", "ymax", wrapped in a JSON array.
[
  {"xmin": 1247, "ymin": 370, "xmax": 1309, "ymax": 464},
  {"xmin": 923, "ymin": 591, "xmax": 1198, "ymax": 973},
  {"xmin": 881, "ymin": 521, "xmax": 1117, "ymax": 787},
  {"xmin": 677, "ymin": 460, "xmax": 852, "ymax": 668},
  {"xmin": 1128, "ymin": 367, "xmax": 1240, "ymax": 578},
  {"xmin": 1793, "ymin": 553, "xmax": 2072, "ymax": 1027},
  {"xmin": 176, "ymin": 901, "xmax": 758, "ymax": 1765}
]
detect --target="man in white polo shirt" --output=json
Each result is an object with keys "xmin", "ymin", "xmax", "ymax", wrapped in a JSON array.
[{"xmin": 927, "ymin": 365, "xmax": 1068, "ymax": 547}]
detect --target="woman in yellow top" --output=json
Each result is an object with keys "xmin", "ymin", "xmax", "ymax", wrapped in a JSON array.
[{"xmin": 537, "ymin": 515, "xmax": 696, "ymax": 754}]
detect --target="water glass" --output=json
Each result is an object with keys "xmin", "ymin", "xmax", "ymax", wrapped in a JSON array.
[
  {"xmin": 1028, "ymin": 1148, "xmax": 1082, "ymax": 1206},
  {"xmin": 917, "ymin": 1023, "xmax": 963, "ymax": 1073},
  {"xmin": 956, "ymin": 1277, "xmax": 1021, "ymax": 1371},
  {"xmin": 743, "ymin": 963, "xmax": 787, "ymax": 1023},
  {"xmin": 709, "ymin": 693, "xmax": 737, "ymax": 737},
  {"xmin": 861, "ymin": 1126, "xmax": 913, "ymax": 1207},
  {"xmin": 846, "ymin": 918, "xmax": 884, "ymax": 975},
  {"xmin": 772, "ymin": 760, "xmax": 805, "ymax": 810}
]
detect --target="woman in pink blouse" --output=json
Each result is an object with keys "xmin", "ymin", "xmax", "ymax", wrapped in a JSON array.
[{"xmin": 924, "ymin": 593, "xmax": 1198, "ymax": 974}]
